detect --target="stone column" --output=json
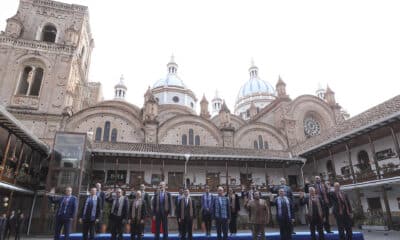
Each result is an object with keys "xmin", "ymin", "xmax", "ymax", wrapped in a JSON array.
[{"xmin": 381, "ymin": 186, "xmax": 393, "ymax": 229}]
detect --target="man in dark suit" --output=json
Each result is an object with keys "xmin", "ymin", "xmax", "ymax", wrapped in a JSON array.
[
  {"xmin": 300, "ymin": 187, "xmax": 325, "ymax": 240},
  {"xmin": 48, "ymin": 186, "xmax": 78, "ymax": 240},
  {"xmin": 152, "ymin": 181, "xmax": 172, "ymax": 240},
  {"xmin": 129, "ymin": 191, "xmax": 147, "ymax": 240},
  {"xmin": 227, "ymin": 188, "xmax": 240, "ymax": 236},
  {"xmin": 272, "ymin": 189, "xmax": 295, "ymax": 240},
  {"xmin": 312, "ymin": 176, "xmax": 333, "ymax": 234},
  {"xmin": 0, "ymin": 213, "xmax": 7, "ymax": 240},
  {"xmin": 4, "ymin": 210, "xmax": 15, "ymax": 240},
  {"xmin": 95, "ymin": 183, "xmax": 106, "ymax": 233},
  {"xmin": 201, "ymin": 185, "xmax": 213, "ymax": 236},
  {"xmin": 79, "ymin": 187, "xmax": 102, "ymax": 240},
  {"xmin": 330, "ymin": 182, "xmax": 353, "ymax": 240},
  {"xmin": 175, "ymin": 187, "xmax": 184, "ymax": 238},
  {"xmin": 272, "ymin": 178, "xmax": 295, "ymax": 234},
  {"xmin": 106, "ymin": 188, "xmax": 129, "ymax": 240},
  {"xmin": 139, "ymin": 184, "xmax": 151, "ymax": 215},
  {"xmin": 177, "ymin": 189, "xmax": 196, "ymax": 240},
  {"xmin": 14, "ymin": 213, "xmax": 24, "ymax": 240},
  {"xmin": 212, "ymin": 186, "xmax": 230, "ymax": 240}
]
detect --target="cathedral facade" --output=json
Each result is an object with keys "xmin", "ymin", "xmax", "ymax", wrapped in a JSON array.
[{"xmin": 0, "ymin": 0, "xmax": 399, "ymax": 233}]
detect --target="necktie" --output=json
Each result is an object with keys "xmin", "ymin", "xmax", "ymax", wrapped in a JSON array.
[
  {"xmin": 282, "ymin": 198, "xmax": 288, "ymax": 219},
  {"xmin": 113, "ymin": 198, "xmax": 120, "ymax": 215}
]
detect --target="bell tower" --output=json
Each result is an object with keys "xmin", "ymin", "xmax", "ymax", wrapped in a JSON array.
[{"xmin": 0, "ymin": 0, "xmax": 98, "ymax": 141}]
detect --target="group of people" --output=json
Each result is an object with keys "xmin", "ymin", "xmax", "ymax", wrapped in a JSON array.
[
  {"xmin": 48, "ymin": 176, "xmax": 353, "ymax": 240},
  {"xmin": 0, "ymin": 210, "xmax": 25, "ymax": 240}
]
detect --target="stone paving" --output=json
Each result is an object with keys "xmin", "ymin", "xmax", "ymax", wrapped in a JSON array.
[{"xmin": 16, "ymin": 228, "xmax": 400, "ymax": 240}]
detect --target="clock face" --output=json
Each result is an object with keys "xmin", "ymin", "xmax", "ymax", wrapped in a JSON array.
[{"xmin": 304, "ymin": 117, "xmax": 321, "ymax": 137}]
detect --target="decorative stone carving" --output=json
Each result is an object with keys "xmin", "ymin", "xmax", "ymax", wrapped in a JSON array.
[{"xmin": 11, "ymin": 95, "xmax": 39, "ymax": 109}]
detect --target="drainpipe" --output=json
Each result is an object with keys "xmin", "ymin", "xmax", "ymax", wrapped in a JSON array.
[
  {"xmin": 184, "ymin": 154, "xmax": 190, "ymax": 188},
  {"xmin": 300, "ymin": 157, "xmax": 307, "ymax": 187}
]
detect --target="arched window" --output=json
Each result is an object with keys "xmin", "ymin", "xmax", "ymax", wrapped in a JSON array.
[
  {"xmin": 254, "ymin": 140, "xmax": 258, "ymax": 149},
  {"xmin": 182, "ymin": 134, "xmax": 187, "ymax": 145},
  {"xmin": 195, "ymin": 135, "xmax": 200, "ymax": 146},
  {"xmin": 357, "ymin": 150, "xmax": 371, "ymax": 171},
  {"xmin": 103, "ymin": 121, "xmax": 111, "ymax": 142},
  {"xmin": 188, "ymin": 129, "xmax": 194, "ymax": 145},
  {"xmin": 258, "ymin": 135, "xmax": 264, "ymax": 149},
  {"xmin": 41, "ymin": 24, "xmax": 57, "ymax": 43},
  {"xmin": 95, "ymin": 127, "xmax": 102, "ymax": 141},
  {"xmin": 17, "ymin": 66, "xmax": 44, "ymax": 96},
  {"xmin": 111, "ymin": 128, "xmax": 118, "ymax": 142}
]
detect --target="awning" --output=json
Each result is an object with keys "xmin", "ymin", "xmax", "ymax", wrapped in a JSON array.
[
  {"xmin": 0, "ymin": 181, "xmax": 34, "ymax": 194},
  {"xmin": 0, "ymin": 105, "xmax": 50, "ymax": 156}
]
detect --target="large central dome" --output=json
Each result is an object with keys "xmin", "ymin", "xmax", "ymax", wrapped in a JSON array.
[
  {"xmin": 234, "ymin": 61, "xmax": 276, "ymax": 119},
  {"xmin": 153, "ymin": 72, "xmax": 187, "ymax": 89}
]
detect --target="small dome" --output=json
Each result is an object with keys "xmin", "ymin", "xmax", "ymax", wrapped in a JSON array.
[
  {"xmin": 153, "ymin": 74, "xmax": 187, "ymax": 89},
  {"xmin": 237, "ymin": 77, "xmax": 275, "ymax": 100},
  {"xmin": 115, "ymin": 75, "xmax": 127, "ymax": 90}
]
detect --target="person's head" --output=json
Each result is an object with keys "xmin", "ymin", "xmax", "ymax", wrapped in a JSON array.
[
  {"xmin": 217, "ymin": 186, "xmax": 224, "ymax": 196},
  {"xmin": 95, "ymin": 182, "xmax": 101, "ymax": 190},
  {"xmin": 159, "ymin": 181, "xmax": 166, "ymax": 191},
  {"xmin": 115, "ymin": 188, "xmax": 123, "ymax": 198},
  {"xmin": 1, "ymin": 213, "xmax": 5, "ymax": 218},
  {"xmin": 179, "ymin": 187, "xmax": 184, "ymax": 195},
  {"xmin": 280, "ymin": 178, "xmax": 286, "ymax": 185},
  {"xmin": 10, "ymin": 210, "xmax": 15, "ymax": 215},
  {"xmin": 135, "ymin": 190, "xmax": 142, "ymax": 199},
  {"xmin": 205, "ymin": 185, "xmax": 210, "ymax": 193},
  {"xmin": 228, "ymin": 188, "xmax": 233, "ymax": 194},
  {"xmin": 325, "ymin": 181, "xmax": 331, "ymax": 187},
  {"xmin": 254, "ymin": 191, "xmax": 260, "ymax": 200},
  {"xmin": 315, "ymin": 176, "xmax": 321, "ymax": 183},
  {"xmin": 334, "ymin": 182, "xmax": 341, "ymax": 192},
  {"xmin": 19, "ymin": 213, "xmax": 24, "ymax": 218},
  {"xmin": 278, "ymin": 189, "xmax": 285, "ymax": 197},
  {"xmin": 184, "ymin": 189, "xmax": 190, "ymax": 198},
  {"xmin": 140, "ymin": 184, "xmax": 145, "ymax": 191},
  {"xmin": 309, "ymin": 187, "xmax": 316, "ymax": 196},
  {"xmin": 89, "ymin": 187, "xmax": 97, "ymax": 196},
  {"xmin": 65, "ymin": 186, "xmax": 72, "ymax": 196}
]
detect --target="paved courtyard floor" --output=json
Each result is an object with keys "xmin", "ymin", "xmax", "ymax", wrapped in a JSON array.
[{"xmin": 17, "ymin": 228, "xmax": 400, "ymax": 240}]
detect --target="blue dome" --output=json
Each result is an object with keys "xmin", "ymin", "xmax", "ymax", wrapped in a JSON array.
[
  {"xmin": 237, "ymin": 77, "xmax": 275, "ymax": 99},
  {"xmin": 153, "ymin": 73, "xmax": 187, "ymax": 89}
]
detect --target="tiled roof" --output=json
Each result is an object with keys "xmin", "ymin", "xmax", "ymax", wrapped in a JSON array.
[
  {"xmin": 92, "ymin": 142, "xmax": 303, "ymax": 162},
  {"xmin": 0, "ymin": 105, "xmax": 50, "ymax": 155},
  {"xmin": 294, "ymin": 95, "xmax": 400, "ymax": 155}
]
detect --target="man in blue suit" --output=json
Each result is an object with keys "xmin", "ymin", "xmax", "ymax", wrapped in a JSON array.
[
  {"xmin": 152, "ymin": 181, "xmax": 172, "ymax": 240},
  {"xmin": 272, "ymin": 189, "xmax": 295, "ymax": 240},
  {"xmin": 79, "ymin": 187, "xmax": 102, "ymax": 240},
  {"xmin": 48, "ymin": 186, "xmax": 77, "ymax": 240},
  {"xmin": 212, "ymin": 186, "xmax": 230, "ymax": 240}
]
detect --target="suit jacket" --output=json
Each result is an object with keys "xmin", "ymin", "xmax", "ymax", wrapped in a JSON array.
[
  {"xmin": 175, "ymin": 194, "xmax": 184, "ymax": 217},
  {"xmin": 201, "ymin": 193, "xmax": 214, "ymax": 216},
  {"xmin": 227, "ymin": 193, "xmax": 240, "ymax": 215},
  {"xmin": 329, "ymin": 191, "xmax": 352, "ymax": 217},
  {"xmin": 6, "ymin": 215, "xmax": 16, "ymax": 231},
  {"xmin": 212, "ymin": 196, "xmax": 230, "ymax": 220},
  {"xmin": 0, "ymin": 217, "xmax": 7, "ymax": 231},
  {"xmin": 300, "ymin": 195, "xmax": 325, "ymax": 221},
  {"xmin": 49, "ymin": 195, "xmax": 78, "ymax": 219},
  {"xmin": 177, "ymin": 198, "xmax": 196, "ymax": 220},
  {"xmin": 142, "ymin": 191, "xmax": 151, "ymax": 215},
  {"xmin": 272, "ymin": 197, "xmax": 295, "ymax": 222},
  {"xmin": 245, "ymin": 199, "xmax": 270, "ymax": 224},
  {"xmin": 152, "ymin": 191, "xmax": 172, "ymax": 216},
  {"xmin": 311, "ymin": 183, "xmax": 330, "ymax": 206},
  {"xmin": 15, "ymin": 216, "xmax": 24, "ymax": 233},
  {"xmin": 129, "ymin": 199, "xmax": 147, "ymax": 221},
  {"xmin": 106, "ymin": 195, "xmax": 129, "ymax": 220},
  {"xmin": 80, "ymin": 195, "xmax": 102, "ymax": 221},
  {"xmin": 97, "ymin": 191, "xmax": 106, "ymax": 210}
]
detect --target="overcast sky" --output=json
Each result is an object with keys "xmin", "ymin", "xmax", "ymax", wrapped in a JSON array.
[{"xmin": 1, "ymin": 0, "xmax": 400, "ymax": 116}]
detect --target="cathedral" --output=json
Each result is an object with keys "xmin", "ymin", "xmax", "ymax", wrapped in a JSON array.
[{"xmin": 0, "ymin": 0, "xmax": 399, "ymax": 234}]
